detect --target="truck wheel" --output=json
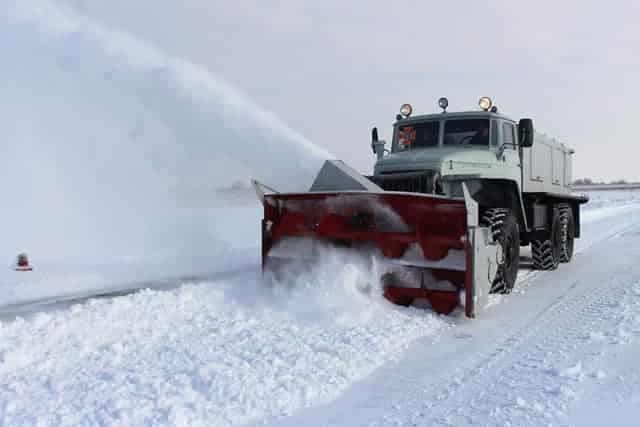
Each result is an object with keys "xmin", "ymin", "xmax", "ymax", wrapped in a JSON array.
[
  {"xmin": 532, "ymin": 209, "xmax": 561, "ymax": 270},
  {"xmin": 558, "ymin": 204, "xmax": 575, "ymax": 263},
  {"xmin": 481, "ymin": 208, "xmax": 520, "ymax": 294}
]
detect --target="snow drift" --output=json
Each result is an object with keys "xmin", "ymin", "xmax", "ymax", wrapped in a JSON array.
[
  {"xmin": 0, "ymin": 1, "xmax": 330, "ymax": 300},
  {"xmin": 0, "ymin": 250, "xmax": 448, "ymax": 426}
]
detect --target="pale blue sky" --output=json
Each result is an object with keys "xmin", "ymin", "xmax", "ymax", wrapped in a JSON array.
[{"xmin": 64, "ymin": 0, "xmax": 640, "ymax": 181}]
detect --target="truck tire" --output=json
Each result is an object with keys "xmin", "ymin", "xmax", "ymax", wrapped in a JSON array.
[
  {"xmin": 481, "ymin": 208, "xmax": 520, "ymax": 294},
  {"xmin": 532, "ymin": 208, "xmax": 561, "ymax": 270},
  {"xmin": 558, "ymin": 204, "xmax": 575, "ymax": 263}
]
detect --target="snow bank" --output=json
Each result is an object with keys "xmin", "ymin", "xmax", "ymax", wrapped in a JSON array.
[
  {"xmin": 580, "ymin": 190, "xmax": 640, "ymax": 224},
  {"xmin": 0, "ymin": 1, "xmax": 330, "ymax": 301},
  {"xmin": 0, "ymin": 252, "xmax": 448, "ymax": 426}
]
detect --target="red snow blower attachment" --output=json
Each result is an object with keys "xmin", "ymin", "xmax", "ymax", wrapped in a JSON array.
[{"xmin": 253, "ymin": 161, "xmax": 501, "ymax": 318}]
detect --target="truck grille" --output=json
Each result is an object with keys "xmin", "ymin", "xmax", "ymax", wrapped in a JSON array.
[{"xmin": 367, "ymin": 171, "xmax": 436, "ymax": 194}]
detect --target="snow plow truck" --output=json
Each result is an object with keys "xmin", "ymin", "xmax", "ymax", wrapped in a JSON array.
[{"xmin": 254, "ymin": 97, "xmax": 588, "ymax": 317}]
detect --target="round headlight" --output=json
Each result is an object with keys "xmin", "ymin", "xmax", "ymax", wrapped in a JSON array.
[
  {"xmin": 438, "ymin": 97, "xmax": 449, "ymax": 110},
  {"xmin": 478, "ymin": 96, "xmax": 493, "ymax": 111},
  {"xmin": 400, "ymin": 103, "xmax": 413, "ymax": 117}
]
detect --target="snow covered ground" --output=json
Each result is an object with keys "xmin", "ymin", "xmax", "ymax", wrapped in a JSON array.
[
  {"xmin": 3, "ymin": 3, "xmax": 640, "ymax": 426},
  {"xmin": 1, "ymin": 190, "xmax": 640, "ymax": 427},
  {"xmin": 0, "ymin": 254, "xmax": 449, "ymax": 426}
]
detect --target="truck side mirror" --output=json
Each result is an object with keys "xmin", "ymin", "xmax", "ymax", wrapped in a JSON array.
[
  {"xmin": 371, "ymin": 127, "xmax": 387, "ymax": 160},
  {"xmin": 371, "ymin": 127, "xmax": 379, "ymax": 154},
  {"xmin": 518, "ymin": 118, "xmax": 534, "ymax": 147}
]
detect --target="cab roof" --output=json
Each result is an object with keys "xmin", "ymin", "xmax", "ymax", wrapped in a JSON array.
[{"xmin": 394, "ymin": 111, "xmax": 516, "ymax": 126}]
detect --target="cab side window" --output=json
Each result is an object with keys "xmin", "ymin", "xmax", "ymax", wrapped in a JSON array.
[
  {"xmin": 502, "ymin": 122, "xmax": 516, "ymax": 149},
  {"xmin": 490, "ymin": 120, "xmax": 499, "ymax": 146}
]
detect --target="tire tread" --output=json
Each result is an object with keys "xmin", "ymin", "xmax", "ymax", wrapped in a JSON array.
[{"xmin": 481, "ymin": 208, "xmax": 519, "ymax": 294}]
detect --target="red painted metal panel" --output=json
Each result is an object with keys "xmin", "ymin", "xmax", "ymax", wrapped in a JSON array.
[
  {"xmin": 261, "ymin": 192, "xmax": 469, "ymax": 314},
  {"xmin": 263, "ymin": 192, "xmax": 466, "ymax": 260}
]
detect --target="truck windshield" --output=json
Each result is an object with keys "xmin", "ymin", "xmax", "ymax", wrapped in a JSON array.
[
  {"xmin": 443, "ymin": 119, "xmax": 490, "ymax": 147},
  {"xmin": 394, "ymin": 121, "xmax": 439, "ymax": 151}
]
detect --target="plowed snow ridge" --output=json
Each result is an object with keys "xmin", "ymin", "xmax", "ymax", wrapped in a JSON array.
[{"xmin": 0, "ymin": 252, "xmax": 449, "ymax": 426}]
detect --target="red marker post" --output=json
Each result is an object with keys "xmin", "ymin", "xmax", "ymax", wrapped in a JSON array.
[{"xmin": 14, "ymin": 253, "xmax": 33, "ymax": 272}]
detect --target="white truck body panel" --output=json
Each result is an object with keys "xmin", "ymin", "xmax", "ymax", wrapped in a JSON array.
[{"xmin": 521, "ymin": 132, "xmax": 573, "ymax": 195}]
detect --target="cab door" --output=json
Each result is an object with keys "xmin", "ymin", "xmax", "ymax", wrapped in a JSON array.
[{"xmin": 495, "ymin": 120, "xmax": 521, "ymax": 185}]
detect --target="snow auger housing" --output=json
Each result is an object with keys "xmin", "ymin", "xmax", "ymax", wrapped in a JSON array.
[
  {"xmin": 254, "ymin": 161, "xmax": 501, "ymax": 317},
  {"xmin": 255, "ymin": 97, "xmax": 588, "ymax": 318}
]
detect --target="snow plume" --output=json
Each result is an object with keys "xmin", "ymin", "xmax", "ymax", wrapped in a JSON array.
[
  {"xmin": 0, "ymin": 1, "xmax": 330, "ymax": 265},
  {"xmin": 264, "ymin": 246, "xmax": 392, "ymax": 323}
]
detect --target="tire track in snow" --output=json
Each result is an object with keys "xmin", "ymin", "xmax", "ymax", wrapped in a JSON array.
[
  {"xmin": 372, "ymin": 222, "xmax": 640, "ymax": 426},
  {"xmin": 433, "ymin": 279, "xmax": 629, "ymax": 426}
]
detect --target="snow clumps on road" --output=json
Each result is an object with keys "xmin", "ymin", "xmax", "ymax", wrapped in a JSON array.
[{"xmin": 0, "ymin": 252, "xmax": 448, "ymax": 426}]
